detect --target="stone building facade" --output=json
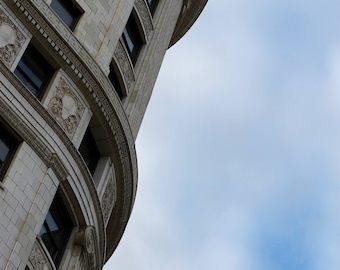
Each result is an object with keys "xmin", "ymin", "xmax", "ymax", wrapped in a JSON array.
[{"xmin": 0, "ymin": 0, "xmax": 207, "ymax": 269}]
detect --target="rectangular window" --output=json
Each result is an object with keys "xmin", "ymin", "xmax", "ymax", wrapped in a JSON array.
[
  {"xmin": 0, "ymin": 122, "xmax": 19, "ymax": 180},
  {"xmin": 79, "ymin": 128, "xmax": 100, "ymax": 175},
  {"xmin": 50, "ymin": 0, "xmax": 82, "ymax": 30},
  {"xmin": 14, "ymin": 44, "xmax": 54, "ymax": 99},
  {"xmin": 39, "ymin": 193, "xmax": 73, "ymax": 267},
  {"xmin": 122, "ymin": 13, "xmax": 143, "ymax": 65}
]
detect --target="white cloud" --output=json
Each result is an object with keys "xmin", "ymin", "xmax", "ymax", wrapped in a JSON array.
[{"xmin": 105, "ymin": 1, "xmax": 340, "ymax": 269}]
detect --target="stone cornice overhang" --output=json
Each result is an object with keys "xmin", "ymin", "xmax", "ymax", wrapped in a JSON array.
[
  {"xmin": 169, "ymin": 0, "xmax": 208, "ymax": 47},
  {"xmin": 3, "ymin": 0, "xmax": 138, "ymax": 265}
]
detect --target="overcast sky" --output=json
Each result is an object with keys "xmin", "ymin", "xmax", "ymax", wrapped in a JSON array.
[{"xmin": 105, "ymin": 0, "xmax": 340, "ymax": 269}]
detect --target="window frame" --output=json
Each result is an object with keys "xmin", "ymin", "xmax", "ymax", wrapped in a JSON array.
[
  {"xmin": 50, "ymin": 0, "xmax": 83, "ymax": 30},
  {"xmin": 79, "ymin": 128, "xmax": 100, "ymax": 175},
  {"xmin": 0, "ymin": 121, "xmax": 19, "ymax": 181},
  {"xmin": 39, "ymin": 192, "xmax": 73, "ymax": 267},
  {"xmin": 14, "ymin": 43, "xmax": 55, "ymax": 100},
  {"xmin": 108, "ymin": 61, "xmax": 126, "ymax": 100},
  {"xmin": 122, "ymin": 12, "xmax": 144, "ymax": 65}
]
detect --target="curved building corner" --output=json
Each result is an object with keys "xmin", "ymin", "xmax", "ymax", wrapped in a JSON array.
[{"xmin": 0, "ymin": 0, "xmax": 207, "ymax": 269}]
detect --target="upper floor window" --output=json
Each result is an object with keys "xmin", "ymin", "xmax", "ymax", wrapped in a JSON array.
[
  {"xmin": 79, "ymin": 128, "xmax": 100, "ymax": 175},
  {"xmin": 0, "ymin": 122, "xmax": 19, "ymax": 180},
  {"xmin": 122, "ymin": 13, "xmax": 144, "ymax": 65},
  {"xmin": 50, "ymin": 0, "xmax": 82, "ymax": 30},
  {"xmin": 108, "ymin": 62, "xmax": 126, "ymax": 100},
  {"xmin": 147, "ymin": 0, "xmax": 159, "ymax": 15},
  {"xmin": 39, "ymin": 193, "xmax": 73, "ymax": 267},
  {"xmin": 14, "ymin": 44, "xmax": 54, "ymax": 99}
]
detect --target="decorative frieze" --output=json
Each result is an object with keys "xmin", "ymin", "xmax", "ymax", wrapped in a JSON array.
[
  {"xmin": 47, "ymin": 76, "xmax": 85, "ymax": 139},
  {"xmin": 0, "ymin": 8, "xmax": 25, "ymax": 68}
]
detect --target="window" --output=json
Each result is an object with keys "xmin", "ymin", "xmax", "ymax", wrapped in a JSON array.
[
  {"xmin": 14, "ymin": 44, "xmax": 54, "ymax": 99},
  {"xmin": 79, "ymin": 128, "xmax": 100, "ymax": 175},
  {"xmin": 39, "ymin": 193, "xmax": 73, "ymax": 267},
  {"xmin": 122, "ymin": 13, "xmax": 144, "ymax": 65},
  {"xmin": 108, "ymin": 62, "xmax": 126, "ymax": 100},
  {"xmin": 147, "ymin": 0, "xmax": 159, "ymax": 15},
  {"xmin": 50, "ymin": 0, "xmax": 82, "ymax": 30},
  {"xmin": 0, "ymin": 122, "xmax": 19, "ymax": 180}
]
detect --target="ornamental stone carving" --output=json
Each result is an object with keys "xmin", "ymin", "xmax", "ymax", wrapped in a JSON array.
[
  {"xmin": 75, "ymin": 226, "xmax": 96, "ymax": 270},
  {"xmin": 113, "ymin": 40, "xmax": 134, "ymax": 91},
  {"xmin": 0, "ymin": 9, "xmax": 26, "ymax": 68},
  {"xmin": 75, "ymin": 226, "xmax": 96, "ymax": 254},
  {"xmin": 48, "ymin": 76, "xmax": 85, "ymax": 138},
  {"xmin": 29, "ymin": 241, "xmax": 53, "ymax": 270},
  {"xmin": 101, "ymin": 174, "xmax": 116, "ymax": 224},
  {"xmin": 135, "ymin": 0, "xmax": 153, "ymax": 38}
]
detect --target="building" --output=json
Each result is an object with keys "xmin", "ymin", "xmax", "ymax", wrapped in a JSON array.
[{"xmin": 0, "ymin": 0, "xmax": 207, "ymax": 269}]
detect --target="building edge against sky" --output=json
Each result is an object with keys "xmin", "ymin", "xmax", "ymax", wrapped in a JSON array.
[{"xmin": 0, "ymin": 0, "xmax": 207, "ymax": 269}]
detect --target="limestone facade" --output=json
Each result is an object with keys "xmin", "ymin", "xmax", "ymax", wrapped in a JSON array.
[{"xmin": 0, "ymin": 0, "xmax": 207, "ymax": 269}]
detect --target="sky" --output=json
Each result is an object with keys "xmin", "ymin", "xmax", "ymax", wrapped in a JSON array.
[{"xmin": 105, "ymin": 0, "xmax": 340, "ymax": 269}]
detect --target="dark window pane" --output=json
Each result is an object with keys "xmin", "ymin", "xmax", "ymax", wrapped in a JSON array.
[
  {"xmin": 122, "ymin": 14, "xmax": 143, "ymax": 65},
  {"xmin": 0, "ymin": 138, "xmax": 10, "ymax": 165},
  {"xmin": 45, "ymin": 211, "xmax": 59, "ymax": 232},
  {"xmin": 40, "ymin": 194, "xmax": 73, "ymax": 267},
  {"xmin": 14, "ymin": 44, "xmax": 54, "ymax": 99},
  {"xmin": 147, "ymin": 0, "xmax": 159, "ymax": 15},
  {"xmin": 79, "ymin": 129, "xmax": 100, "ymax": 175},
  {"xmin": 50, "ymin": 0, "xmax": 81, "ymax": 30},
  {"xmin": 108, "ymin": 63, "xmax": 125, "ymax": 100},
  {"xmin": 123, "ymin": 28, "xmax": 135, "ymax": 53},
  {"xmin": 0, "ymin": 123, "xmax": 18, "ymax": 177}
]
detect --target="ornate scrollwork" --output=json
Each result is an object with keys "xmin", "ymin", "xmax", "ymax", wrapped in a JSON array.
[
  {"xmin": 47, "ymin": 76, "xmax": 85, "ymax": 138},
  {"xmin": 0, "ymin": 8, "xmax": 25, "ymax": 68},
  {"xmin": 75, "ymin": 226, "xmax": 97, "ymax": 270}
]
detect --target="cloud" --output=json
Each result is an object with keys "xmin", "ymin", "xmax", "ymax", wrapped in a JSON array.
[{"xmin": 105, "ymin": 1, "xmax": 340, "ymax": 269}]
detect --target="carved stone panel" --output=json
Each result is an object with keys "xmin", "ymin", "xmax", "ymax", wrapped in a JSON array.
[
  {"xmin": 47, "ymin": 75, "xmax": 85, "ymax": 138},
  {"xmin": 135, "ymin": 0, "xmax": 153, "ymax": 39},
  {"xmin": 113, "ymin": 40, "xmax": 135, "ymax": 92},
  {"xmin": 0, "ymin": 8, "xmax": 26, "ymax": 68},
  {"xmin": 29, "ymin": 240, "xmax": 54, "ymax": 270},
  {"xmin": 101, "ymin": 172, "xmax": 116, "ymax": 224}
]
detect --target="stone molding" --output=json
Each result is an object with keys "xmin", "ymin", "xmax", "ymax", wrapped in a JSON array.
[
  {"xmin": 169, "ymin": 0, "xmax": 208, "ymax": 47},
  {"xmin": 0, "ymin": 81, "xmax": 68, "ymax": 181},
  {"xmin": 0, "ymin": 7, "xmax": 25, "ymax": 68}
]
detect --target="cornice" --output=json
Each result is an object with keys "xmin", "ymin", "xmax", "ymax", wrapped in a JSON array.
[{"xmin": 169, "ymin": 0, "xmax": 208, "ymax": 47}]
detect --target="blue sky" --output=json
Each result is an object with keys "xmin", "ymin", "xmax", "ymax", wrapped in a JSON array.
[{"xmin": 105, "ymin": 0, "xmax": 340, "ymax": 269}]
